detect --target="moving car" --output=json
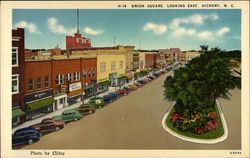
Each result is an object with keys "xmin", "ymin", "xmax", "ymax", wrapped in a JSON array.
[
  {"xmin": 75, "ymin": 104, "xmax": 96, "ymax": 115},
  {"xmin": 12, "ymin": 127, "xmax": 41, "ymax": 146},
  {"xmin": 30, "ymin": 118, "xmax": 65, "ymax": 133},
  {"xmin": 116, "ymin": 89, "xmax": 129, "ymax": 96},
  {"xmin": 52, "ymin": 109, "xmax": 83, "ymax": 122}
]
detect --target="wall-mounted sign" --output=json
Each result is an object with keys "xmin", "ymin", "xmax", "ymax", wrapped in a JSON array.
[
  {"xmin": 69, "ymin": 82, "xmax": 82, "ymax": 92},
  {"xmin": 25, "ymin": 89, "xmax": 53, "ymax": 103}
]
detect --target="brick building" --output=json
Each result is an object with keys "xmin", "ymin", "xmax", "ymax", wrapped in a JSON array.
[
  {"xmin": 24, "ymin": 57, "xmax": 97, "ymax": 119},
  {"xmin": 66, "ymin": 33, "xmax": 91, "ymax": 52},
  {"xmin": 12, "ymin": 28, "xmax": 26, "ymax": 126},
  {"xmin": 145, "ymin": 53, "xmax": 157, "ymax": 69}
]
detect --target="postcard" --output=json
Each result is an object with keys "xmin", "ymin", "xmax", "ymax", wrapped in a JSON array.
[{"xmin": 0, "ymin": 0, "xmax": 249, "ymax": 158}]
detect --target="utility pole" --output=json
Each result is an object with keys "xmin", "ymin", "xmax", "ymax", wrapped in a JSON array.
[{"xmin": 77, "ymin": 9, "xmax": 80, "ymax": 34}]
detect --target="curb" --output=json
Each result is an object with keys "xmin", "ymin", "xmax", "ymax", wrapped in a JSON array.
[{"xmin": 161, "ymin": 99, "xmax": 228, "ymax": 144}]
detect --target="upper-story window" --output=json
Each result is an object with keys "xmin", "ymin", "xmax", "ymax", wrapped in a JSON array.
[
  {"xmin": 56, "ymin": 74, "xmax": 64, "ymax": 85},
  {"xmin": 28, "ymin": 78, "xmax": 34, "ymax": 91},
  {"xmin": 66, "ymin": 73, "xmax": 72, "ymax": 82},
  {"xmin": 74, "ymin": 72, "xmax": 80, "ymax": 81},
  {"xmin": 83, "ymin": 70, "xmax": 87, "ymax": 79},
  {"xmin": 12, "ymin": 75, "xmax": 19, "ymax": 94},
  {"xmin": 111, "ymin": 61, "xmax": 116, "ymax": 71},
  {"xmin": 45, "ymin": 76, "xmax": 50, "ymax": 88},
  {"xmin": 88, "ymin": 69, "xmax": 91, "ymax": 78},
  {"xmin": 37, "ymin": 77, "xmax": 42, "ymax": 89},
  {"xmin": 12, "ymin": 47, "xmax": 18, "ymax": 66},
  {"xmin": 100, "ymin": 62, "xmax": 106, "ymax": 73},
  {"xmin": 92, "ymin": 68, "xmax": 96, "ymax": 77},
  {"xmin": 119, "ymin": 61, "xmax": 123, "ymax": 69}
]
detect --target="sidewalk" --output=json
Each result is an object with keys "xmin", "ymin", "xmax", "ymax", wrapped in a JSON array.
[{"xmin": 12, "ymin": 69, "xmax": 165, "ymax": 133}]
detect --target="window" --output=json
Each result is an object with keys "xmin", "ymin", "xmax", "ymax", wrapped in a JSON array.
[
  {"xmin": 83, "ymin": 70, "xmax": 87, "ymax": 79},
  {"xmin": 100, "ymin": 62, "xmax": 106, "ymax": 73},
  {"xmin": 92, "ymin": 68, "xmax": 96, "ymax": 77},
  {"xmin": 12, "ymin": 75, "xmax": 19, "ymax": 94},
  {"xmin": 59, "ymin": 98, "xmax": 65, "ymax": 105},
  {"xmin": 66, "ymin": 73, "xmax": 72, "ymax": 82},
  {"xmin": 45, "ymin": 76, "xmax": 50, "ymax": 88},
  {"xmin": 88, "ymin": 69, "xmax": 91, "ymax": 78},
  {"xmin": 119, "ymin": 61, "xmax": 123, "ymax": 69},
  {"xmin": 74, "ymin": 72, "xmax": 80, "ymax": 81},
  {"xmin": 111, "ymin": 61, "xmax": 116, "ymax": 71},
  {"xmin": 56, "ymin": 74, "xmax": 64, "ymax": 85},
  {"xmin": 37, "ymin": 77, "xmax": 42, "ymax": 89},
  {"xmin": 28, "ymin": 78, "xmax": 34, "ymax": 91},
  {"xmin": 12, "ymin": 47, "xmax": 18, "ymax": 66}
]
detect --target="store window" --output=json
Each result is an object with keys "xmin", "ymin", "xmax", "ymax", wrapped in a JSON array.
[
  {"xmin": 88, "ymin": 69, "xmax": 91, "ymax": 78},
  {"xmin": 59, "ymin": 98, "xmax": 65, "ymax": 105},
  {"xmin": 12, "ymin": 47, "xmax": 18, "ymax": 66},
  {"xmin": 45, "ymin": 76, "xmax": 50, "ymax": 88},
  {"xmin": 92, "ymin": 68, "xmax": 96, "ymax": 77},
  {"xmin": 28, "ymin": 78, "xmax": 34, "ymax": 91},
  {"xmin": 56, "ymin": 74, "xmax": 64, "ymax": 85},
  {"xmin": 37, "ymin": 77, "xmax": 42, "ymax": 89},
  {"xmin": 12, "ymin": 75, "xmax": 19, "ymax": 94}
]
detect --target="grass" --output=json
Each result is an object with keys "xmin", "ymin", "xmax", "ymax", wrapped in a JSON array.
[{"xmin": 165, "ymin": 103, "xmax": 224, "ymax": 139}]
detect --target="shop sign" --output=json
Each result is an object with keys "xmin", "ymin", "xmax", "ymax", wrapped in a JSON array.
[
  {"xmin": 69, "ymin": 82, "xmax": 82, "ymax": 92},
  {"xmin": 25, "ymin": 89, "xmax": 53, "ymax": 103}
]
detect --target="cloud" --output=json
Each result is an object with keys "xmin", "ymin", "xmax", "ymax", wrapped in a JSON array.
[
  {"xmin": 83, "ymin": 27, "xmax": 103, "ymax": 35},
  {"xmin": 47, "ymin": 17, "xmax": 70, "ymax": 34},
  {"xmin": 14, "ymin": 21, "xmax": 41, "ymax": 34},
  {"xmin": 197, "ymin": 31, "xmax": 213, "ymax": 39},
  {"xmin": 170, "ymin": 13, "xmax": 219, "ymax": 28},
  {"xmin": 172, "ymin": 28, "xmax": 197, "ymax": 37},
  {"xmin": 216, "ymin": 27, "xmax": 230, "ymax": 36},
  {"xmin": 143, "ymin": 22, "xmax": 167, "ymax": 35}
]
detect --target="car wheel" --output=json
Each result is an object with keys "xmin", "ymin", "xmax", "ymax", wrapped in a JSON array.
[
  {"xmin": 55, "ymin": 127, "xmax": 60, "ymax": 131},
  {"xmin": 89, "ymin": 111, "xmax": 93, "ymax": 114},
  {"xmin": 74, "ymin": 117, "xmax": 78, "ymax": 121},
  {"xmin": 28, "ymin": 139, "xmax": 34, "ymax": 145}
]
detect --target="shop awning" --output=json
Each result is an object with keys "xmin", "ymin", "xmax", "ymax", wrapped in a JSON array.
[
  {"xmin": 27, "ymin": 97, "xmax": 55, "ymax": 111},
  {"xmin": 126, "ymin": 75, "xmax": 133, "ymax": 79},
  {"xmin": 119, "ymin": 76, "xmax": 127, "ymax": 80},
  {"xmin": 12, "ymin": 108, "xmax": 25, "ymax": 118},
  {"xmin": 68, "ymin": 89, "xmax": 83, "ymax": 97},
  {"xmin": 98, "ymin": 80, "xmax": 111, "ymax": 87}
]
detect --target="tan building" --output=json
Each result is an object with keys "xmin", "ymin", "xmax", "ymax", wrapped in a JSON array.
[
  {"xmin": 139, "ymin": 52, "xmax": 145, "ymax": 71},
  {"xmin": 179, "ymin": 52, "xmax": 186, "ymax": 62},
  {"xmin": 186, "ymin": 51, "xmax": 200, "ymax": 62}
]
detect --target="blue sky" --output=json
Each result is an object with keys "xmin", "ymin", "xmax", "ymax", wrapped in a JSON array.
[{"xmin": 13, "ymin": 9, "xmax": 241, "ymax": 51}]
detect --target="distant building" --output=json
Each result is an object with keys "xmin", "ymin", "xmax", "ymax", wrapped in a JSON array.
[
  {"xmin": 159, "ymin": 48, "xmax": 181, "ymax": 64},
  {"xmin": 66, "ymin": 33, "xmax": 91, "ymax": 52},
  {"xmin": 50, "ymin": 47, "xmax": 62, "ymax": 55},
  {"xmin": 186, "ymin": 51, "xmax": 200, "ymax": 62},
  {"xmin": 179, "ymin": 52, "xmax": 187, "ymax": 62}
]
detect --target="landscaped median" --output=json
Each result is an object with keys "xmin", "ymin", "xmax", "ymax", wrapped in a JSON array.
[{"xmin": 162, "ymin": 100, "xmax": 228, "ymax": 144}]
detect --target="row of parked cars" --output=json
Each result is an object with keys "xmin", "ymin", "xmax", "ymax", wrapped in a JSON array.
[{"xmin": 12, "ymin": 70, "xmax": 167, "ymax": 148}]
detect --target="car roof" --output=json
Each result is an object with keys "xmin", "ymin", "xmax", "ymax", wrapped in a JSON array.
[
  {"xmin": 15, "ymin": 127, "xmax": 36, "ymax": 133},
  {"xmin": 63, "ymin": 109, "xmax": 77, "ymax": 113}
]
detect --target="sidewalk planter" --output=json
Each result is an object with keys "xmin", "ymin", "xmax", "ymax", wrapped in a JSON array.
[{"xmin": 162, "ymin": 99, "xmax": 228, "ymax": 144}]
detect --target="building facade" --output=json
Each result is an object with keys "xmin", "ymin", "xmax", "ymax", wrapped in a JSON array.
[
  {"xmin": 145, "ymin": 53, "xmax": 157, "ymax": 69},
  {"xmin": 186, "ymin": 51, "xmax": 200, "ymax": 62},
  {"xmin": 138, "ymin": 52, "xmax": 145, "ymax": 71},
  {"xmin": 179, "ymin": 52, "xmax": 187, "ymax": 62},
  {"xmin": 12, "ymin": 28, "xmax": 26, "ymax": 126}
]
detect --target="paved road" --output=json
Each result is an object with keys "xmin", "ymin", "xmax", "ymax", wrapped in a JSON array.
[{"xmin": 23, "ymin": 71, "xmax": 241, "ymax": 149}]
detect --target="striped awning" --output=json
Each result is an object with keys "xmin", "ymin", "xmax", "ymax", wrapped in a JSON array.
[
  {"xmin": 12, "ymin": 108, "xmax": 25, "ymax": 118},
  {"xmin": 27, "ymin": 97, "xmax": 55, "ymax": 111}
]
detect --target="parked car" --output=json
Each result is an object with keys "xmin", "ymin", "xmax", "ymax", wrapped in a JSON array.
[
  {"xmin": 76, "ymin": 104, "xmax": 96, "ymax": 115},
  {"xmin": 89, "ymin": 97, "xmax": 106, "ymax": 108},
  {"xmin": 12, "ymin": 127, "xmax": 41, "ymax": 146},
  {"xmin": 128, "ymin": 84, "xmax": 138, "ymax": 91},
  {"xmin": 30, "ymin": 118, "xmax": 65, "ymax": 133},
  {"xmin": 148, "ymin": 76, "xmax": 156, "ymax": 80},
  {"xmin": 122, "ymin": 86, "xmax": 131, "ymax": 92},
  {"xmin": 143, "ymin": 78, "xmax": 152, "ymax": 84},
  {"xmin": 109, "ymin": 92, "xmax": 121, "ymax": 100},
  {"xmin": 137, "ymin": 80, "xmax": 145, "ymax": 85},
  {"xmin": 134, "ymin": 82, "xmax": 143, "ymax": 88},
  {"xmin": 103, "ymin": 94, "xmax": 114, "ymax": 103},
  {"xmin": 116, "ymin": 89, "xmax": 129, "ymax": 96},
  {"xmin": 52, "ymin": 109, "xmax": 83, "ymax": 122}
]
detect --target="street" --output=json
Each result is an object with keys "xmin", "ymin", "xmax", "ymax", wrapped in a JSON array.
[{"xmin": 22, "ymin": 71, "xmax": 241, "ymax": 150}]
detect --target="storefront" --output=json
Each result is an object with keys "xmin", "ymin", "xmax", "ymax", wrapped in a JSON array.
[
  {"xmin": 25, "ymin": 89, "xmax": 54, "ymax": 120},
  {"xmin": 97, "ymin": 80, "xmax": 110, "ymax": 94},
  {"xmin": 84, "ymin": 84, "xmax": 95, "ymax": 98},
  {"xmin": 53, "ymin": 93, "xmax": 68, "ymax": 111},
  {"xmin": 67, "ymin": 82, "xmax": 84, "ymax": 105},
  {"xmin": 12, "ymin": 107, "xmax": 25, "ymax": 127}
]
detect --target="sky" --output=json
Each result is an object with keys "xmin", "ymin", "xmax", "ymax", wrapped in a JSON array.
[{"xmin": 13, "ymin": 9, "xmax": 241, "ymax": 51}]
